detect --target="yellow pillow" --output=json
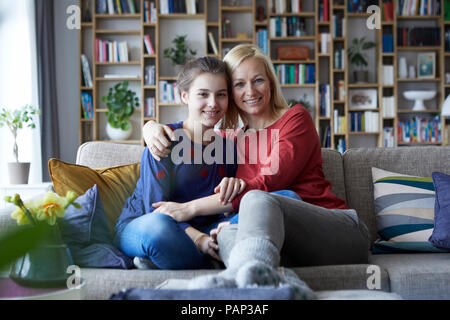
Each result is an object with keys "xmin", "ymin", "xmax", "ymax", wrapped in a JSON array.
[{"xmin": 48, "ymin": 158, "xmax": 140, "ymax": 232}]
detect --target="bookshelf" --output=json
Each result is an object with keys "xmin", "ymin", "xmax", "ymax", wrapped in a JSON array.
[{"xmin": 78, "ymin": 0, "xmax": 449, "ymax": 150}]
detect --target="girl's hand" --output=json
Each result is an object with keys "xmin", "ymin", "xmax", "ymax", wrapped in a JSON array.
[
  {"xmin": 210, "ymin": 221, "xmax": 231, "ymax": 245},
  {"xmin": 214, "ymin": 178, "xmax": 246, "ymax": 205},
  {"xmin": 152, "ymin": 201, "xmax": 194, "ymax": 222},
  {"xmin": 143, "ymin": 121, "xmax": 175, "ymax": 161},
  {"xmin": 197, "ymin": 235, "xmax": 221, "ymax": 261}
]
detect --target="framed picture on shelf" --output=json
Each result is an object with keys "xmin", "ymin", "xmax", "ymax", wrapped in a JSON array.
[
  {"xmin": 417, "ymin": 52, "xmax": 436, "ymax": 79},
  {"xmin": 349, "ymin": 89, "xmax": 378, "ymax": 109}
]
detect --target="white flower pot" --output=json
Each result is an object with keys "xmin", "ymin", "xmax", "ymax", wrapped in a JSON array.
[
  {"xmin": 8, "ymin": 162, "xmax": 30, "ymax": 185},
  {"xmin": 106, "ymin": 122, "xmax": 132, "ymax": 140}
]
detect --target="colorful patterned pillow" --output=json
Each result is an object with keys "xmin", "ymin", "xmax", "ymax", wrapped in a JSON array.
[{"xmin": 371, "ymin": 167, "xmax": 447, "ymax": 253}]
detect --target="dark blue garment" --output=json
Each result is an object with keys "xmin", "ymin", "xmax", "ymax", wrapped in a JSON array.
[{"xmin": 115, "ymin": 121, "xmax": 238, "ymax": 233}]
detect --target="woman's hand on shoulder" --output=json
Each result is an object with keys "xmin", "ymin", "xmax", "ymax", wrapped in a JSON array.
[
  {"xmin": 143, "ymin": 120, "xmax": 175, "ymax": 161},
  {"xmin": 214, "ymin": 177, "xmax": 246, "ymax": 205}
]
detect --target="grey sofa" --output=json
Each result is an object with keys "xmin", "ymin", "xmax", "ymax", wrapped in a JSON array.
[{"xmin": 2, "ymin": 142, "xmax": 450, "ymax": 300}]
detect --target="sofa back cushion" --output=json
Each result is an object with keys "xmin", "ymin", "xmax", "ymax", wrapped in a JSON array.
[{"xmin": 343, "ymin": 146, "xmax": 450, "ymax": 245}]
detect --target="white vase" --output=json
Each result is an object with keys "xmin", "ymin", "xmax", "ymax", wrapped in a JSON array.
[
  {"xmin": 399, "ymin": 57, "xmax": 408, "ymax": 78},
  {"xmin": 106, "ymin": 122, "xmax": 132, "ymax": 140},
  {"xmin": 409, "ymin": 65, "xmax": 416, "ymax": 78}
]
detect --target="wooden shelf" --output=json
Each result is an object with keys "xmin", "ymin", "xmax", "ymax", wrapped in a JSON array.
[
  {"xmin": 95, "ymin": 77, "xmax": 142, "ymax": 81},
  {"xmin": 95, "ymin": 61, "xmax": 141, "ymax": 65},
  {"xmin": 270, "ymin": 36, "xmax": 315, "ymax": 41},
  {"xmin": 221, "ymin": 38, "xmax": 252, "ymax": 43},
  {"xmin": 95, "ymin": 29, "xmax": 141, "ymax": 34},
  {"xmin": 397, "ymin": 78, "xmax": 441, "ymax": 82},
  {"xmin": 221, "ymin": 6, "xmax": 252, "ymax": 12},
  {"xmin": 158, "ymin": 13, "xmax": 205, "ymax": 19},
  {"xmin": 269, "ymin": 12, "xmax": 315, "ymax": 17},
  {"xmin": 397, "ymin": 46, "xmax": 441, "ymax": 51},
  {"xmin": 397, "ymin": 109, "xmax": 441, "ymax": 113},
  {"xmin": 397, "ymin": 15, "xmax": 441, "ymax": 20},
  {"xmin": 348, "ymin": 83, "xmax": 379, "ymax": 87},
  {"xmin": 95, "ymin": 14, "xmax": 141, "ymax": 19}
]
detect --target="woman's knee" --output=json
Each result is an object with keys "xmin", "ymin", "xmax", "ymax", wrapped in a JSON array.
[{"xmin": 241, "ymin": 190, "xmax": 275, "ymax": 205}]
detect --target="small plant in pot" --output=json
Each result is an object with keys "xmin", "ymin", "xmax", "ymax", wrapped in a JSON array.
[
  {"xmin": 348, "ymin": 37, "xmax": 376, "ymax": 83},
  {"xmin": 163, "ymin": 35, "xmax": 197, "ymax": 74},
  {"xmin": 0, "ymin": 105, "xmax": 40, "ymax": 184},
  {"xmin": 101, "ymin": 81, "xmax": 139, "ymax": 140}
]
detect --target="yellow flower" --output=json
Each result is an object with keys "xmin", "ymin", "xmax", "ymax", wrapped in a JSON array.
[
  {"xmin": 10, "ymin": 199, "xmax": 36, "ymax": 226},
  {"xmin": 33, "ymin": 192, "xmax": 66, "ymax": 226}
]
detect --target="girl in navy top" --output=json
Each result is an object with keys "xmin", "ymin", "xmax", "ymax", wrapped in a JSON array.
[{"xmin": 113, "ymin": 57, "xmax": 244, "ymax": 270}]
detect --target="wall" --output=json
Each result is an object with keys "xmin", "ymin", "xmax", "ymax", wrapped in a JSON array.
[{"xmin": 54, "ymin": 0, "xmax": 79, "ymax": 164}]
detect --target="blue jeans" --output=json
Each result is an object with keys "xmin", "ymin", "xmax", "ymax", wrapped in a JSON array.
[{"xmin": 113, "ymin": 190, "xmax": 300, "ymax": 270}]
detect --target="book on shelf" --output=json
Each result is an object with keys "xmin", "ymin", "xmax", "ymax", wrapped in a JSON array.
[
  {"xmin": 332, "ymin": 15, "xmax": 345, "ymax": 38},
  {"xmin": 398, "ymin": 116, "xmax": 441, "ymax": 143},
  {"xmin": 320, "ymin": 33, "xmax": 331, "ymax": 54},
  {"xmin": 335, "ymin": 137, "xmax": 346, "ymax": 154},
  {"xmin": 336, "ymin": 80, "xmax": 345, "ymax": 101},
  {"xmin": 144, "ymin": 65, "xmax": 156, "ymax": 85},
  {"xmin": 333, "ymin": 110, "xmax": 346, "ymax": 134},
  {"xmin": 159, "ymin": 0, "xmax": 196, "ymax": 14},
  {"xmin": 319, "ymin": 84, "xmax": 331, "ymax": 117},
  {"xmin": 398, "ymin": 0, "xmax": 441, "ymax": 16},
  {"xmin": 382, "ymin": 0, "xmax": 394, "ymax": 21},
  {"xmin": 347, "ymin": 0, "xmax": 378, "ymax": 12},
  {"xmin": 222, "ymin": 18, "xmax": 232, "ymax": 38},
  {"xmin": 350, "ymin": 111, "xmax": 379, "ymax": 133},
  {"xmin": 397, "ymin": 27, "xmax": 441, "ymax": 47},
  {"xmin": 319, "ymin": 0, "xmax": 329, "ymax": 22},
  {"xmin": 334, "ymin": 49, "xmax": 345, "ymax": 69},
  {"xmin": 144, "ymin": 35, "xmax": 155, "ymax": 54},
  {"xmin": 97, "ymin": 0, "xmax": 138, "ymax": 14},
  {"xmin": 145, "ymin": 97, "xmax": 156, "ymax": 118},
  {"xmin": 382, "ymin": 65, "xmax": 394, "ymax": 85},
  {"xmin": 272, "ymin": 0, "xmax": 303, "ymax": 13},
  {"xmin": 159, "ymin": 80, "xmax": 181, "ymax": 104},
  {"xmin": 208, "ymin": 32, "xmax": 218, "ymax": 55},
  {"xmin": 382, "ymin": 34, "xmax": 394, "ymax": 52},
  {"xmin": 81, "ymin": 54, "xmax": 93, "ymax": 87},
  {"xmin": 81, "ymin": 92, "xmax": 94, "ymax": 119},
  {"xmin": 382, "ymin": 96, "xmax": 395, "ymax": 117},
  {"xmin": 321, "ymin": 126, "xmax": 331, "ymax": 148},
  {"xmin": 144, "ymin": 1, "xmax": 157, "ymax": 22},
  {"xmin": 96, "ymin": 39, "xmax": 129, "ymax": 62},
  {"xmin": 256, "ymin": 28, "xmax": 268, "ymax": 55},
  {"xmin": 274, "ymin": 64, "xmax": 315, "ymax": 85},
  {"xmin": 383, "ymin": 127, "xmax": 395, "ymax": 147}
]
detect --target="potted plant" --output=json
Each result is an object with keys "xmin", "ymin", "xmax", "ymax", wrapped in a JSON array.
[
  {"xmin": 101, "ymin": 80, "xmax": 140, "ymax": 140},
  {"xmin": 163, "ymin": 35, "xmax": 197, "ymax": 74},
  {"xmin": 0, "ymin": 105, "xmax": 40, "ymax": 184},
  {"xmin": 348, "ymin": 37, "xmax": 376, "ymax": 83}
]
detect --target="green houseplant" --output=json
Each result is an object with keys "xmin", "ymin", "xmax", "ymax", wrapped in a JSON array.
[
  {"xmin": 101, "ymin": 81, "xmax": 139, "ymax": 140},
  {"xmin": 348, "ymin": 37, "xmax": 376, "ymax": 83},
  {"xmin": 163, "ymin": 35, "xmax": 197, "ymax": 72},
  {"xmin": 0, "ymin": 105, "xmax": 40, "ymax": 184}
]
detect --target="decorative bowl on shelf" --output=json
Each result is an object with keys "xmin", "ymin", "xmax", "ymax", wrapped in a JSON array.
[{"xmin": 403, "ymin": 90, "xmax": 436, "ymax": 111}]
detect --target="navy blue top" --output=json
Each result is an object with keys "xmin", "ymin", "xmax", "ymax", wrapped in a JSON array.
[{"xmin": 116, "ymin": 121, "xmax": 238, "ymax": 231}]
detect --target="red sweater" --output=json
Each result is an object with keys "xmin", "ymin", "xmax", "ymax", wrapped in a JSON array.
[{"xmin": 229, "ymin": 104, "xmax": 348, "ymax": 211}]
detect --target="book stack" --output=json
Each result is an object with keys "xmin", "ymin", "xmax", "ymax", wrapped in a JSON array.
[
  {"xmin": 97, "ymin": 0, "xmax": 138, "ymax": 14},
  {"xmin": 271, "ymin": 0, "xmax": 303, "ymax": 13},
  {"xmin": 382, "ymin": 65, "xmax": 394, "ymax": 85},
  {"xmin": 81, "ymin": 92, "xmax": 94, "ymax": 119},
  {"xmin": 334, "ymin": 49, "xmax": 345, "ymax": 69},
  {"xmin": 332, "ymin": 15, "xmax": 345, "ymax": 38},
  {"xmin": 144, "ymin": 97, "xmax": 156, "ymax": 118},
  {"xmin": 397, "ymin": 27, "xmax": 441, "ymax": 46},
  {"xmin": 397, "ymin": 0, "xmax": 441, "ymax": 16},
  {"xmin": 398, "ymin": 116, "xmax": 442, "ymax": 143},
  {"xmin": 159, "ymin": 81, "xmax": 181, "ymax": 104},
  {"xmin": 160, "ymin": 0, "xmax": 197, "ymax": 14},
  {"xmin": 274, "ymin": 64, "xmax": 315, "ymax": 85},
  {"xmin": 382, "ymin": 96, "xmax": 395, "ymax": 117},
  {"xmin": 269, "ymin": 16, "xmax": 307, "ymax": 38},
  {"xmin": 318, "ymin": 0, "xmax": 330, "ymax": 22},
  {"xmin": 333, "ymin": 110, "xmax": 346, "ymax": 134},
  {"xmin": 95, "ymin": 39, "xmax": 129, "ymax": 62},
  {"xmin": 320, "ymin": 33, "xmax": 331, "ymax": 54},
  {"xmin": 144, "ymin": 1, "xmax": 157, "ymax": 22},
  {"xmin": 382, "ymin": 34, "xmax": 394, "ymax": 52},
  {"xmin": 81, "ymin": 54, "xmax": 93, "ymax": 87},
  {"xmin": 350, "ymin": 111, "xmax": 380, "ymax": 132},
  {"xmin": 144, "ymin": 65, "xmax": 156, "ymax": 85}
]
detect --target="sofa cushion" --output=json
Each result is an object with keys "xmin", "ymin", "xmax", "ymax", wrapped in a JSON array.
[
  {"xmin": 371, "ymin": 167, "xmax": 445, "ymax": 253},
  {"xmin": 320, "ymin": 148, "xmax": 346, "ymax": 202},
  {"xmin": 60, "ymin": 184, "xmax": 133, "ymax": 269},
  {"xmin": 369, "ymin": 253, "xmax": 450, "ymax": 299},
  {"xmin": 48, "ymin": 158, "xmax": 140, "ymax": 232},
  {"xmin": 429, "ymin": 172, "xmax": 450, "ymax": 250},
  {"xmin": 343, "ymin": 146, "xmax": 450, "ymax": 245}
]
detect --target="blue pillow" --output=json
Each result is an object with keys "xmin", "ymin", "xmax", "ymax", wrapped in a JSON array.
[
  {"xmin": 60, "ymin": 185, "xmax": 133, "ymax": 269},
  {"xmin": 429, "ymin": 172, "xmax": 450, "ymax": 250}
]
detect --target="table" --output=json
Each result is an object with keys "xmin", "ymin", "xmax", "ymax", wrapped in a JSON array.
[{"xmin": 0, "ymin": 277, "xmax": 85, "ymax": 300}]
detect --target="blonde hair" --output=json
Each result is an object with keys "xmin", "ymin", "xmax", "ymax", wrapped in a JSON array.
[{"xmin": 220, "ymin": 44, "xmax": 288, "ymax": 129}]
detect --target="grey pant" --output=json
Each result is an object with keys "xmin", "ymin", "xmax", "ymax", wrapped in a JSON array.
[{"xmin": 218, "ymin": 190, "xmax": 370, "ymax": 267}]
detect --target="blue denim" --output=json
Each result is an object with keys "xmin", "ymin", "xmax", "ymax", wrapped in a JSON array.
[{"xmin": 113, "ymin": 190, "xmax": 299, "ymax": 270}]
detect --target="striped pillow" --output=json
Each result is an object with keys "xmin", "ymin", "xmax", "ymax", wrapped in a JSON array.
[{"xmin": 371, "ymin": 167, "xmax": 446, "ymax": 253}]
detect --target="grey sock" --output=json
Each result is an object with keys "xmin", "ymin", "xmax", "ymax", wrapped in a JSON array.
[
  {"xmin": 279, "ymin": 267, "xmax": 317, "ymax": 300},
  {"xmin": 133, "ymin": 257, "xmax": 159, "ymax": 270},
  {"xmin": 188, "ymin": 237, "xmax": 279, "ymax": 289}
]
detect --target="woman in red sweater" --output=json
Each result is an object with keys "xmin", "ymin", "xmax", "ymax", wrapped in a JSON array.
[{"xmin": 143, "ymin": 44, "xmax": 369, "ymax": 297}]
